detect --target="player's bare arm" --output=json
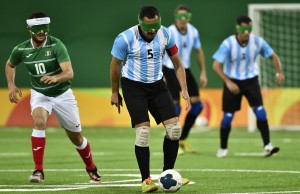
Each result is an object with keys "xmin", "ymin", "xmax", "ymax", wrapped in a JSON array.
[
  {"xmin": 195, "ymin": 47, "xmax": 207, "ymax": 87},
  {"xmin": 5, "ymin": 60, "xmax": 22, "ymax": 103},
  {"xmin": 170, "ymin": 54, "xmax": 191, "ymax": 110},
  {"xmin": 213, "ymin": 60, "xmax": 240, "ymax": 94},
  {"xmin": 40, "ymin": 61, "xmax": 74, "ymax": 84},
  {"xmin": 110, "ymin": 56, "xmax": 123, "ymax": 113},
  {"xmin": 270, "ymin": 53, "xmax": 285, "ymax": 84}
]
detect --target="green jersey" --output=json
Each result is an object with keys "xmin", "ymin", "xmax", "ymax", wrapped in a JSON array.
[{"xmin": 9, "ymin": 35, "xmax": 71, "ymax": 97}]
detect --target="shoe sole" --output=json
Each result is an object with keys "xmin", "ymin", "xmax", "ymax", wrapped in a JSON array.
[
  {"xmin": 142, "ymin": 187, "xmax": 158, "ymax": 193},
  {"xmin": 90, "ymin": 179, "xmax": 102, "ymax": 184},
  {"xmin": 265, "ymin": 147, "xmax": 280, "ymax": 157},
  {"xmin": 29, "ymin": 178, "xmax": 44, "ymax": 183}
]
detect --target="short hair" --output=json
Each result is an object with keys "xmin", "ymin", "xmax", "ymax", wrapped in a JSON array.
[
  {"xmin": 174, "ymin": 4, "xmax": 191, "ymax": 14},
  {"xmin": 139, "ymin": 6, "xmax": 160, "ymax": 20},
  {"xmin": 236, "ymin": 16, "xmax": 252, "ymax": 25},
  {"xmin": 28, "ymin": 12, "xmax": 48, "ymax": 19}
]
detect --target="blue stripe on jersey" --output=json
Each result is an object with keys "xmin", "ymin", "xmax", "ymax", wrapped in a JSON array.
[
  {"xmin": 235, "ymin": 44, "xmax": 241, "ymax": 78},
  {"xmin": 186, "ymin": 29, "xmax": 191, "ymax": 67},
  {"xmin": 123, "ymin": 30, "xmax": 135, "ymax": 80},
  {"xmin": 153, "ymin": 38, "xmax": 161, "ymax": 80},
  {"xmin": 225, "ymin": 39, "xmax": 232, "ymax": 76},
  {"xmin": 245, "ymin": 41, "xmax": 251, "ymax": 76},
  {"xmin": 139, "ymin": 41, "xmax": 148, "ymax": 82},
  {"xmin": 178, "ymin": 32, "xmax": 184, "ymax": 62}
]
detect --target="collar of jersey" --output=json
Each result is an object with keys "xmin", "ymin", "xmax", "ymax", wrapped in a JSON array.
[{"xmin": 30, "ymin": 36, "xmax": 48, "ymax": 48}]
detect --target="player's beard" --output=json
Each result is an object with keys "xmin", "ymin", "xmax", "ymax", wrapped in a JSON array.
[{"xmin": 32, "ymin": 33, "xmax": 46, "ymax": 45}]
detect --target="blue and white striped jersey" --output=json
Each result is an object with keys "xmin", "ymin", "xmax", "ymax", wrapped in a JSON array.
[
  {"xmin": 163, "ymin": 23, "xmax": 201, "ymax": 69},
  {"xmin": 111, "ymin": 25, "xmax": 176, "ymax": 83},
  {"xmin": 212, "ymin": 34, "xmax": 273, "ymax": 80}
]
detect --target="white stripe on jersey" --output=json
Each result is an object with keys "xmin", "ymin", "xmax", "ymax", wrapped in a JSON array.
[
  {"xmin": 163, "ymin": 23, "xmax": 200, "ymax": 69},
  {"xmin": 119, "ymin": 25, "xmax": 169, "ymax": 83}
]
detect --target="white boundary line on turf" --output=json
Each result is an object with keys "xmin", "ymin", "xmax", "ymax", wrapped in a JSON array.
[
  {"xmin": 225, "ymin": 191, "xmax": 300, "ymax": 194},
  {"xmin": 0, "ymin": 168, "xmax": 299, "ymax": 174}
]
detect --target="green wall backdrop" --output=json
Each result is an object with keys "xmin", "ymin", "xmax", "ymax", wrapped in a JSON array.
[{"xmin": 1, "ymin": 0, "xmax": 299, "ymax": 88}]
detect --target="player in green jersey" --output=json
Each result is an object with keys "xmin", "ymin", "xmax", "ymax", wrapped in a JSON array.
[{"xmin": 5, "ymin": 12, "xmax": 101, "ymax": 183}]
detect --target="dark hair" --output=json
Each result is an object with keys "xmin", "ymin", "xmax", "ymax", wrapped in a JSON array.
[
  {"xmin": 139, "ymin": 6, "xmax": 160, "ymax": 20},
  {"xmin": 174, "ymin": 4, "xmax": 191, "ymax": 13},
  {"xmin": 236, "ymin": 15, "xmax": 252, "ymax": 25},
  {"xmin": 28, "ymin": 12, "xmax": 48, "ymax": 19}
]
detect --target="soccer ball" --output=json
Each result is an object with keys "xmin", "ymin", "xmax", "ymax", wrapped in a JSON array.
[{"xmin": 158, "ymin": 169, "xmax": 182, "ymax": 192}]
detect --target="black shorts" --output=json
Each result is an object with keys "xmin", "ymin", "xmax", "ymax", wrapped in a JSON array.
[
  {"xmin": 121, "ymin": 77, "xmax": 177, "ymax": 128},
  {"xmin": 222, "ymin": 76, "xmax": 263, "ymax": 112},
  {"xmin": 162, "ymin": 66, "xmax": 199, "ymax": 101}
]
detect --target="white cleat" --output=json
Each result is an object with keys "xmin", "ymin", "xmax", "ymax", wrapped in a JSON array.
[
  {"xmin": 264, "ymin": 143, "xmax": 280, "ymax": 157},
  {"xmin": 216, "ymin": 148, "xmax": 228, "ymax": 158}
]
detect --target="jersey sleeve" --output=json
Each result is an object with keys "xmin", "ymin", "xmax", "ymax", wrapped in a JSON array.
[
  {"xmin": 9, "ymin": 46, "xmax": 22, "ymax": 65},
  {"xmin": 212, "ymin": 40, "xmax": 229, "ymax": 64},
  {"xmin": 54, "ymin": 40, "xmax": 71, "ymax": 63},
  {"xmin": 111, "ymin": 34, "xmax": 129, "ymax": 60},
  {"xmin": 260, "ymin": 39, "xmax": 274, "ymax": 58},
  {"xmin": 165, "ymin": 28, "xmax": 176, "ymax": 50}
]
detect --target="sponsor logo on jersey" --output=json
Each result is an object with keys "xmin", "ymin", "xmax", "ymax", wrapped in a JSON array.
[
  {"xmin": 26, "ymin": 54, "xmax": 33, "ymax": 58},
  {"xmin": 45, "ymin": 51, "xmax": 51, "ymax": 56}
]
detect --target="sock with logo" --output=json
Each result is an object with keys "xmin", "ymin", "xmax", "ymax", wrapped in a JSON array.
[
  {"xmin": 31, "ymin": 129, "xmax": 46, "ymax": 171},
  {"xmin": 76, "ymin": 137, "xmax": 96, "ymax": 170}
]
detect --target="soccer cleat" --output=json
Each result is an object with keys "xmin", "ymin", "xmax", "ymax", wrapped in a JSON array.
[
  {"xmin": 142, "ymin": 176, "xmax": 158, "ymax": 193},
  {"xmin": 86, "ymin": 167, "xmax": 102, "ymax": 183},
  {"xmin": 178, "ymin": 146, "xmax": 185, "ymax": 155},
  {"xmin": 179, "ymin": 140, "xmax": 196, "ymax": 153},
  {"xmin": 182, "ymin": 177, "xmax": 190, "ymax": 186},
  {"xmin": 29, "ymin": 169, "xmax": 44, "ymax": 183},
  {"xmin": 264, "ymin": 143, "xmax": 280, "ymax": 157},
  {"xmin": 216, "ymin": 148, "xmax": 228, "ymax": 158}
]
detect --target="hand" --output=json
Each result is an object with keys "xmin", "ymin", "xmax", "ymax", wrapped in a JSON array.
[
  {"xmin": 181, "ymin": 90, "xmax": 190, "ymax": 111},
  {"xmin": 275, "ymin": 72, "xmax": 285, "ymax": 84},
  {"xmin": 8, "ymin": 85, "xmax": 22, "ymax": 103},
  {"xmin": 225, "ymin": 80, "xmax": 240, "ymax": 95},
  {"xmin": 111, "ymin": 92, "xmax": 123, "ymax": 114},
  {"xmin": 199, "ymin": 73, "xmax": 207, "ymax": 87},
  {"xmin": 40, "ymin": 76, "xmax": 58, "ymax": 84}
]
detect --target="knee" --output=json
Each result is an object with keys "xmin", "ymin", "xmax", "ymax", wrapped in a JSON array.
[
  {"xmin": 221, "ymin": 112, "xmax": 234, "ymax": 128},
  {"xmin": 189, "ymin": 102, "xmax": 203, "ymax": 116},
  {"xmin": 253, "ymin": 106, "xmax": 267, "ymax": 122},
  {"xmin": 135, "ymin": 126, "xmax": 150, "ymax": 147},
  {"xmin": 33, "ymin": 116, "xmax": 47, "ymax": 130},
  {"xmin": 165, "ymin": 121, "xmax": 182, "ymax": 140}
]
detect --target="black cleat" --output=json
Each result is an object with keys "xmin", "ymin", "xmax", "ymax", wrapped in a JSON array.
[
  {"xmin": 86, "ymin": 167, "xmax": 102, "ymax": 183},
  {"xmin": 29, "ymin": 169, "xmax": 44, "ymax": 183}
]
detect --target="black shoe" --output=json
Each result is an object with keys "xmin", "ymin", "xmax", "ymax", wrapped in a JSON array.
[
  {"xmin": 29, "ymin": 169, "xmax": 44, "ymax": 183},
  {"xmin": 86, "ymin": 167, "xmax": 102, "ymax": 183}
]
